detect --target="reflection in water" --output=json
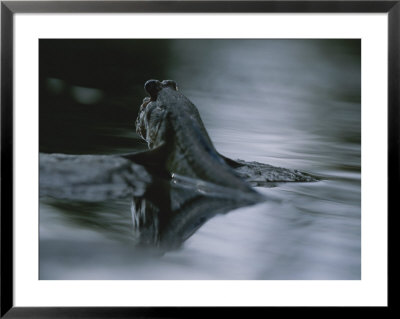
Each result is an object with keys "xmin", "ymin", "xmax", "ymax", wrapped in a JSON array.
[
  {"xmin": 131, "ymin": 174, "xmax": 265, "ymax": 250},
  {"xmin": 39, "ymin": 153, "xmax": 290, "ymax": 250},
  {"xmin": 39, "ymin": 39, "xmax": 360, "ymax": 280}
]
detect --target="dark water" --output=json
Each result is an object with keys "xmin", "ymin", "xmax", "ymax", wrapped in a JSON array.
[{"xmin": 39, "ymin": 39, "xmax": 360, "ymax": 280}]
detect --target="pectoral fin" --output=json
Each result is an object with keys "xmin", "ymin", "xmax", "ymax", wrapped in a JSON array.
[
  {"xmin": 218, "ymin": 153, "xmax": 244, "ymax": 168},
  {"xmin": 121, "ymin": 143, "xmax": 169, "ymax": 167}
]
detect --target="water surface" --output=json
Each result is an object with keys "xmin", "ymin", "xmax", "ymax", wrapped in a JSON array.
[{"xmin": 39, "ymin": 39, "xmax": 360, "ymax": 280}]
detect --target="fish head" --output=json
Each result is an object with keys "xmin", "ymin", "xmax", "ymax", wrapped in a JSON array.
[{"xmin": 135, "ymin": 79, "xmax": 179, "ymax": 149}]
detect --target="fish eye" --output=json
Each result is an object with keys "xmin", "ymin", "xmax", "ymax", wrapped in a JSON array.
[
  {"xmin": 162, "ymin": 80, "xmax": 178, "ymax": 91},
  {"xmin": 145, "ymin": 79, "xmax": 162, "ymax": 100}
]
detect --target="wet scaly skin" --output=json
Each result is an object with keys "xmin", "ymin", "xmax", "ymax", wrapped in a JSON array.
[{"xmin": 135, "ymin": 79, "xmax": 258, "ymax": 195}]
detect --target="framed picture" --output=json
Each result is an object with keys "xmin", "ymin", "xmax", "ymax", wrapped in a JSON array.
[{"xmin": 1, "ymin": 0, "xmax": 394, "ymax": 317}]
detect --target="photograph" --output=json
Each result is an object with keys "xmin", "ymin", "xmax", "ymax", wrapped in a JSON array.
[{"xmin": 38, "ymin": 39, "xmax": 361, "ymax": 280}]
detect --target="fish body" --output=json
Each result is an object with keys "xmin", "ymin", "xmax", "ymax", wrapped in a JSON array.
[{"xmin": 134, "ymin": 79, "xmax": 257, "ymax": 194}]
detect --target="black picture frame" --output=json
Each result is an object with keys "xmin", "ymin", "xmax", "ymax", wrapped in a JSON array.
[{"xmin": 1, "ymin": 1, "xmax": 395, "ymax": 317}]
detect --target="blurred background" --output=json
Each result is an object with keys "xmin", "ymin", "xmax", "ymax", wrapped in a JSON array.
[{"xmin": 40, "ymin": 39, "xmax": 361, "ymax": 280}]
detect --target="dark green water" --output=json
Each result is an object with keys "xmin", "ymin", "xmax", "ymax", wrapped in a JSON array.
[{"xmin": 39, "ymin": 39, "xmax": 360, "ymax": 279}]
